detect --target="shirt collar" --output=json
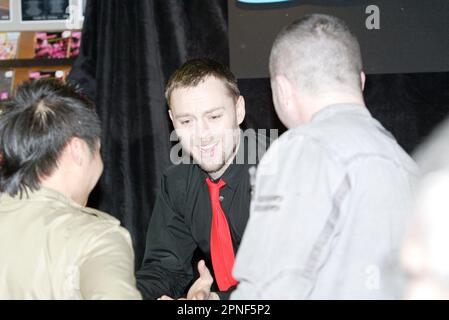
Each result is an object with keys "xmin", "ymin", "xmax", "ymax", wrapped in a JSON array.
[
  {"xmin": 311, "ymin": 103, "xmax": 371, "ymax": 123},
  {"xmin": 1, "ymin": 186, "xmax": 82, "ymax": 209}
]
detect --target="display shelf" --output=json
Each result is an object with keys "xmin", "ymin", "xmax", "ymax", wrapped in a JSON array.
[{"xmin": 0, "ymin": 31, "xmax": 78, "ymax": 96}]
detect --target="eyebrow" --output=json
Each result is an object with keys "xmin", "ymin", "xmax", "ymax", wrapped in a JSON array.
[
  {"xmin": 205, "ymin": 107, "xmax": 225, "ymax": 115},
  {"xmin": 174, "ymin": 107, "xmax": 225, "ymax": 119}
]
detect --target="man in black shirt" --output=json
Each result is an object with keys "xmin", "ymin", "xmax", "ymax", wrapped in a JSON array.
[{"xmin": 136, "ymin": 59, "xmax": 268, "ymax": 300}]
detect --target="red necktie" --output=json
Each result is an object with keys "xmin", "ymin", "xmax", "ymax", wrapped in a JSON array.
[{"xmin": 206, "ymin": 177, "xmax": 238, "ymax": 291}]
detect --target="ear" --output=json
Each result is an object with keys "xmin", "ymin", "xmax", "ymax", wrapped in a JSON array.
[
  {"xmin": 168, "ymin": 109, "xmax": 174, "ymax": 122},
  {"xmin": 67, "ymin": 137, "xmax": 84, "ymax": 166},
  {"xmin": 272, "ymin": 74, "xmax": 294, "ymax": 112},
  {"xmin": 360, "ymin": 71, "xmax": 366, "ymax": 92},
  {"xmin": 235, "ymin": 95, "xmax": 246, "ymax": 126}
]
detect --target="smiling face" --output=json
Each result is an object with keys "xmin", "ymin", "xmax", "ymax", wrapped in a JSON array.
[{"xmin": 169, "ymin": 76, "xmax": 245, "ymax": 178}]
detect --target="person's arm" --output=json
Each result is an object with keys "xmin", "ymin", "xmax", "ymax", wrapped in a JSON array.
[
  {"xmin": 78, "ymin": 226, "xmax": 142, "ymax": 300},
  {"xmin": 231, "ymin": 136, "xmax": 348, "ymax": 299},
  {"xmin": 136, "ymin": 172, "xmax": 197, "ymax": 300}
]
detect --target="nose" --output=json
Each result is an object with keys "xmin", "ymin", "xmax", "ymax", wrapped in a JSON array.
[
  {"xmin": 196, "ymin": 117, "xmax": 211, "ymax": 132},
  {"xmin": 196, "ymin": 119, "xmax": 213, "ymax": 144}
]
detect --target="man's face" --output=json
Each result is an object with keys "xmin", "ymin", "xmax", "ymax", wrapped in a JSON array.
[{"xmin": 169, "ymin": 76, "xmax": 245, "ymax": 176}]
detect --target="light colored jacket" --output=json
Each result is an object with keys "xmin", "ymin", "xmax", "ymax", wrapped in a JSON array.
[
  {"xmin": 0, "ymin": 187, "xmax": 142, "ymax": 300},
  {"xmin": 232, "ymin": 104, "xmax": 417, "ymax": 299}
]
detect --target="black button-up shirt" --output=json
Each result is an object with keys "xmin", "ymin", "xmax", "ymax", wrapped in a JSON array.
[{"xmin": 136, "ymin": 131, "xmax": 269, "ymax": 300}]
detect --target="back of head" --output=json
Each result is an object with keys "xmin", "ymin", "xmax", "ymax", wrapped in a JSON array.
[
  {"xmin": 269, "ymin": 14, "xmax": 363, "ymax": 94},
  {"xmin": 165, "ymin": 58, "xmax": 240, "ymax": 107},
  {"xmin": 0, "ymin": 79, "xmax": 101, "ymax": 197}
]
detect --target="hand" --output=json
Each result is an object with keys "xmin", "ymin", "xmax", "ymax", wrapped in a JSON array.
[{"xmin": 186, "ymin": 260, "xmax": 219, "ymax": 300}]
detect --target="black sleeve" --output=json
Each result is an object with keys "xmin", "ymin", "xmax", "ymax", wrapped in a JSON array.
[{"xmin": 136, "ymin": 172, "xmax": 197, "ymax": 300}]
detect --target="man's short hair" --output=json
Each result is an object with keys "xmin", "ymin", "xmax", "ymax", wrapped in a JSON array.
[
  {"xmin": 0, "ymin": 79, "xmax": 101, "ymax": 197},
  {"xmin": 165, "ymin": 58, "xmax": 240, "ymax": 107},
  {"xmin": 269, "ymin": 14, "xmax": 363, "ymax": 93}
]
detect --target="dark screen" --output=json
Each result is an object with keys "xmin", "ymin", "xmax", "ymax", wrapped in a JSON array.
[{"xmin": 229, "ymin": 0, "xmax": 449, "ymax": 78}]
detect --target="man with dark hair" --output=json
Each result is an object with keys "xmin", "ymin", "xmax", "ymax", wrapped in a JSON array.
[
  {"xmin": 136, "ymin": 58, "xmax": 269, "ymax": 300},
  {"xmin": 231, "ymin": 14, "xmax": 417, "ymax": 299},
  {"xmin": 0, "ymin": 79, "xmax": 141, "ymax": 299}
]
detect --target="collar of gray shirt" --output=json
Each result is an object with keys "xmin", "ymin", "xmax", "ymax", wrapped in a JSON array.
[{"xmin": 311, "ymin": 103, "xmax": 370, "ymax": 124}]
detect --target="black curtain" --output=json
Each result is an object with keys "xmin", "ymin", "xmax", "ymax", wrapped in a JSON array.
[
  {"xmin": 68, "ymin": 0, "xmax": 228, "ymax": 266},
  {"xmin": 69, "ymin": 0, "xmax": 449, "ymax": 267}
]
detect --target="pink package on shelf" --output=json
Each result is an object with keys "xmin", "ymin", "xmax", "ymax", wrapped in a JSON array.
[{"xmin": 34, "ymin": 32, "xmax": 70, "ymax": 59}]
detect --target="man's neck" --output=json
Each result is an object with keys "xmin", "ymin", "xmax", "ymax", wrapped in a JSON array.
[
  {"xmin": 302, "ymin": 91, "xmax": 366, "ymax": 123},
  {"xmin": 40, "ymin": 175, "xmax": 87, "ymax": 206}
]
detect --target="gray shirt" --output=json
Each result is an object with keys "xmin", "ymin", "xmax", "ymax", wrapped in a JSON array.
[{"xmin": 231, "ymin": 104, "xmax": 417, "ymax": 300}]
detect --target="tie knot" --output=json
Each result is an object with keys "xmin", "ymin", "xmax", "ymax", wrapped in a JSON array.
[{"xmin": 206, "ymin": 177, "xmax": 226, "ymax": 191}]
